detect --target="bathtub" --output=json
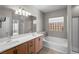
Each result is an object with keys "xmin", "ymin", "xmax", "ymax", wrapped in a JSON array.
[{"xmin": 43, "ymin": 36, "xmax": 68, "ymax": 53}]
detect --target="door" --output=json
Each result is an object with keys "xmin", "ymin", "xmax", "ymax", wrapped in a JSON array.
[{"xmin": 72, "ymin": 17, "xmax": 79, "ymax": 52}]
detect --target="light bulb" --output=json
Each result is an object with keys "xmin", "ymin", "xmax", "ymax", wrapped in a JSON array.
[
  {"xmin": 28, "ymin": 12, "xmax": 31, "ymax": 16},
  {"xmin": 15, "ymin": 10, "xmax": 18, "ymax": 14},
  {"xmin": 25, "ymin": 11, "xmax": 29, "ymax": 16},
  {"xmin": 18, "ymin": 8, "xmax": 22, "ymax": 15},
  {"xmin": 22, "ymin": 9, "xmax": 25, "ymax": 16}
]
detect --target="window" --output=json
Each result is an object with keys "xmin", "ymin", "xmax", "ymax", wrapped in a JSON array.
[{"xmin": 48, "ymin": 17, "xmax": 64, "ymax": 32}]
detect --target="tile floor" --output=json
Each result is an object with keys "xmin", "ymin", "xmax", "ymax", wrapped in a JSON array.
[
  {"xmin": 38, "ymin": 47, "xmax": 79, "ymax": 54},
  {"xmin": 38, "ymin": 47, "xmax": 62, "ymax": 54}
]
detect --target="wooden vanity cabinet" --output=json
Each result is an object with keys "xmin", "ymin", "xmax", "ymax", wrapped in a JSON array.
[
  {"xmin": 16, "ymin": 43, "xmax": 28, "ymax": 54},
  {"xmin": 1, "ymin": 36, "xmax": 43, "ymax": 54},
  {"xmin": 2, "ymin": 48, "xmax": 16, "ymax": 54},
  {"xmin": 34, "ymin": 38, "xmax": 40, "ymax": 53},
  {"xmin": 27, "ymin": 39, "xmax": 35, "ymax": 54},
  {"xmin": 2, "ymin": 43, "xmax": 28, "ymax": 54},
  {"xmin": 34, "ymin": 37, "xmax": 43, "ymax": 53},
  {"xmin": 39, "ymin": 37, "xmax": 43, "ymax": 51}
]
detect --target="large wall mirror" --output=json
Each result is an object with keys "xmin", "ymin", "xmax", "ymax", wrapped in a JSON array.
[
  {"xmin": 0, "ymin": 9, "xmax": 36, "ymax": 39},
  {"xmin": 11, "ymin": 15, "xmax": 36, "ymax": 37}
]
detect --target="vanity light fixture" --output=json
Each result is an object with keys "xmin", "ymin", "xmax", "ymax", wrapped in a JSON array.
[
  {"xmin": 15, "ymin": 10, "xmax": 18, "ymax": 14},
  {"xmin": 28, "ymin": 12, "xmax": 31, "ymax": 16},
  {"xmin": 25, "ymin": 11, "xmax": 30, "ymax": 16},
  {"xmin": 15, "ymin": 8, "xmax": 32, "ymax": 16},
  {"xmin": 18, "ymin": 8, "xmax": 22, "ymax": 15},
  {"xmin": 25, "ymin": 12, "xmax": 28, "ymax": 16},
  {"xmin": 22, "ymin": 9, "xmax": 26, "ymax": 16}
]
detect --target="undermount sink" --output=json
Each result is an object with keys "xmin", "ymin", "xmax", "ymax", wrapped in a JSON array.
[
  {"xmin": 7, "ymin": 40, "xmax": 19, "ymax": 44},
  {"xmin": 30, "ymin": 33, "xmax": 38, "ymax": 36},
  {"xmin": 0, "ymin": 33, "xmax": 38, "ymax": 46}
]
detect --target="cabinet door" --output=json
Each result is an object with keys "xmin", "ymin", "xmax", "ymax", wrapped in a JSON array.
[
  {"xmin": 34, "ymin": 38, "xmax": 40, "ymax": 53},
  {"xmin": 2, "ymin": 48, "xmax": 15, "ymax": 54},
  {"xmin": 34, "ymin": 37, "xmax": 43, "ymax": 53},
  {"xmin": 39, "ymin": 37, "xmax": 43, "ymax": 50},
  {"xmin": 28, "ymin": 39, "xmax": 35, "ymax": 54},
  {"xmin": 16, "ymin": 43, "xmax": 27, "ymax": 54}
]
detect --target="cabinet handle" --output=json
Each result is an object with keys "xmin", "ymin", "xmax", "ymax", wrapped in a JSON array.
[
  {"xmin": 16, "ymin": 49, "xmax": 17, "ymax": 54},
  {"xmin": 39, "ymin": 38, "xmax": 40, "ymax": 41},
  {"xmin": 14, "ymin": 50, "xmax": 16, "ymax": 54},
  {"xmin": 30, "ymin": 42, "xmax": 33, "ymax": 44},
  {"xmin": 14, "ymin": 49, "xmax": 17, "ymax": 54},
  {"xmin": 30, "ymin": 45, "xmax": 32, "ymax": 47}
]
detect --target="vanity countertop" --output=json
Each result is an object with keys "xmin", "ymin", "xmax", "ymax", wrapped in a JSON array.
[{"xmin": 0, "ymin": 32, "xmax": 44, "ymax": 53}]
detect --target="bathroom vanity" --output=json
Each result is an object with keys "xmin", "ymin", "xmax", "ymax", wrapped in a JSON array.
[
  {"xmin": 0, "ymin": 7, "xmax": 44, "ymax": 54},
  {"xmin": 0, "ymin": 33, "xmax": 43, "ymax": 54}
]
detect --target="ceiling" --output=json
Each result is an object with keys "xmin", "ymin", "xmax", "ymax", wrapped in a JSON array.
[
  {"xmin": 33, "ymin": 5, "xmax": 67, "ymax": 13},
  {"xmin": 2, "ymin": 5, "xmax": 67, "ymax": 13}
]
